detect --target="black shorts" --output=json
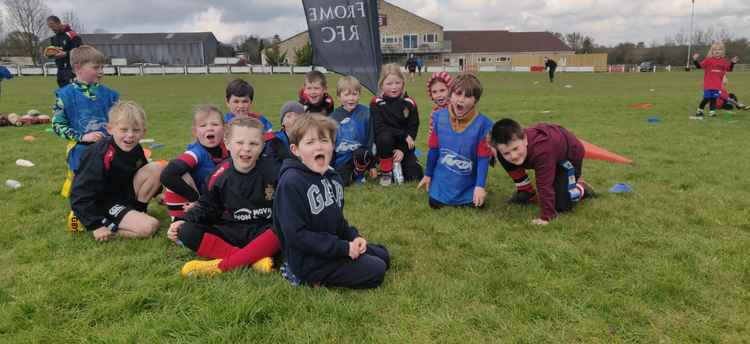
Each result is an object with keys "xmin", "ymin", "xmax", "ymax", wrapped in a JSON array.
[{"xmin": 101, "ymin": 203, "xmax": 136, "ymax": 228}]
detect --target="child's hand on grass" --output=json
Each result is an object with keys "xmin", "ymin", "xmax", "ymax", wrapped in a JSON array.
[
  {"xmin": 473, "ymin": 186, "xmax": 486, "ymax": 207},
  {"xmin": 531, "ymin": 218, "xmax": 549, "ymax": 226},
  {"xmin": 393, "ymin": 149, "xmax": 404, "ymax": 163},
  {"xmin": 417, "ymin": 176, "xmax": 431, "ymax": 191},
  {"xmin": 81, "ymin": 132, "xmax": 104, "ymax": 143},
  {"xmin": 167, "ymin": 221, "xmax": 184, "ymax": 243},
  {"xmin": 406, "ymin": 135, "xmax": 415, "ymax": 150},
  {"xmin": 92, "ymin": 227, "xmax": 114, "ymax": 242},
  {"xmin": 352, "ymin": 237, "xmax": 368, "ymax": 255},
  {"xmin": 369, "ymin": 168, "xmax": 378, "ymax": 179}
]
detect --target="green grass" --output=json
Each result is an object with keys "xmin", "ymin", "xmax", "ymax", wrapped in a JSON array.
[{"xmin": 1, "ymin": 72, "xmax": 749, "ymax": 343}]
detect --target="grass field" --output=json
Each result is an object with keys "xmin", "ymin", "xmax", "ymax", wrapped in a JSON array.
[{"xmin": 1, "ymin": 71, "xmax": 749, "ymax": 343}]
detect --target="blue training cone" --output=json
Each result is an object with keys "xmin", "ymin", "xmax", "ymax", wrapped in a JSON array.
[{"xmin": 608, "ymin": 183, "xmax": 633, "ymax": 193}]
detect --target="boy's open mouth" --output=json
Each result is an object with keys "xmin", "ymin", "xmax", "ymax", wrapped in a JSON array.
[
  {"xmin": 206, "ymin": 134, "xmax": 215, "ymax": 140},
  {"xmin": 314, "ymin": 153, "xmax": 326, "ymax": 162}
]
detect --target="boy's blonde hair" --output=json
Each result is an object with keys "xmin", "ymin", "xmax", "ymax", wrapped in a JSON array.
[
  {"xmin": 336, "ymin": 76, "xmax": 362, "ymax": 96},
  {"xmin": 287, "ymin": 113, "xmax": 337, "ymax": 146},
  {"xmin": 70, "ymin": 45, "xmax": 107, "ymax": 66},
  {"xmin": 378, "ymin": 63, "xmax": 405, "ymax": 92},
  {"xmin": 109, "ymin": 101, "xmax": 147, "ymax": 128},
  {"xmin": 193, "ymin": 104, "xmax": 223, "ymax": 125},
  {"xmin": 225, "ymin": 116, "xmax": 264, "ymax": 140},
  {"xmin": 708, "ymin": 41, "xmax": 726, "ymax": 57}
]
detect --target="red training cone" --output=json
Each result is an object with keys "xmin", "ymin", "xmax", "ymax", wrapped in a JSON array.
[{"xmin": 581, "ymin": 139, "xmax": 633, "ymax": 164}]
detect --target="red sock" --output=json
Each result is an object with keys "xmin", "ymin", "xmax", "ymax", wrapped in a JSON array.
[
  {"xmin": 380, "ymin": 157, "xmax": 393, "ymax": 173},
  {"xmin": 218, "ymin": 229, "xmax": 280, "ymax": 272},
  {"xmin": 163, "ymin": 189, "xmax": 188, "ymax": 218},
  {"xmin": 196, "ymin": 233, "xmax": 239, "ymax": 259}
]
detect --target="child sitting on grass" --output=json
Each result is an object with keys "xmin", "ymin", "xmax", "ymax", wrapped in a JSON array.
[
  {"xmin": 418, "ymin": 73, "xmax": 493, "ymax": 208},
  {"xmin": 330, "ymin": 76, "xmax": 376, "ymax": 186},
  {"xmin": 371, "ymin": 63, "xmax": 423, "ymax": 186},
  {"xmin": 168, "ymin": 117, "xmax": 280, "ymax": 277},
  {"xmin": 298, "ymin": 70, "xmax": 334, "ymax": 115},
  {"xmin": 717, "ymin": 76, "xmax": 749, "ymax": 111},
  {"xmin": 223, "ymin": 78, "xmax": 275, "ymax": 141},
  {"xmin": 273, "ymin": 114, "xmax": 390, "ymax": 289},
  {"xmin": 491, "ymin": 119, "xmax": 595, "ymax": 225},
  {"xmin": 263, "ymin": 101, "xmax": 304, "ymax": 163},
  {"xmin": 70, "ymin": 101, "xmax": 164, "ymax": 241},
  {"xmin": 160, "ymin": 105, "xmax": 229, "ymax": 219}
]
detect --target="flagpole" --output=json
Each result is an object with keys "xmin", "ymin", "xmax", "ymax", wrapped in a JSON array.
[{"xmin": 686, "ymin": 0, "xmax": 695, "ymax": 70}]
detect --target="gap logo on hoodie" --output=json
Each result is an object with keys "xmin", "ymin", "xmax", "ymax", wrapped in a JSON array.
[{"xmin": 307, "ymin": 178, "xmax": 344, "ymax": 215}]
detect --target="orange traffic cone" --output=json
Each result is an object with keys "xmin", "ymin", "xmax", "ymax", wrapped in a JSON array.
[{"xmin": 581, "ymin": 139, "xmax": 633, "ymax": 164}]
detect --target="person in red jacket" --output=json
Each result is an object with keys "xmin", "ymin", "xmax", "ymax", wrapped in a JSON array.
[
  {"xmin": 491, "ymin": 119, "xmax": 595, "ymax": 225},
  {"xmin": 716, "ymin": 77, "xmax": 749, "ymax": 110},
  {"xmin": 692, "ymin": 41, "xmax": 739, "ymax": 119}
]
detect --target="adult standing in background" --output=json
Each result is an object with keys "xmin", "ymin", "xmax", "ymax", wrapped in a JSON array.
[
  {"xmin": 405, "ymin": 54, "xmax": 417, "ymax": 82},
  {"xmin": 543, "ymin": 57, "xmax": 557, "ymax": 83},
  {"xmin": 47, "ymin": 15, "xmax": 83, "ymax": 88}
]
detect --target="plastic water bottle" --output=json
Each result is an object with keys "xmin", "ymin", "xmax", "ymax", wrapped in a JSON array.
[
  {"xmin": 393, "ymin": 162, "xmax": 404, "ymax": 184},
  {"xmin": 5, "ymin": 179, "xmax": 21, "ymax": 189}
]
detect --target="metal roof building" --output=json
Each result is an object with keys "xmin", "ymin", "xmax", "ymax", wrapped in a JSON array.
[{"xmin": 79, "ymin": 32, "xmax": 220, "ymax": 65}]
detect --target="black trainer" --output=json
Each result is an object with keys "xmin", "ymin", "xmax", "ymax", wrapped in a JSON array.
[{"xmin": 506, "ymin": 190, "xmax": 536, "ymax": 205}]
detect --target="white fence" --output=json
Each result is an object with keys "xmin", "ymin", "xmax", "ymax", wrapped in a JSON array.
[
  {"xmin": 0, "ymin": 64, "xmax": 334, "ymax": 77},
  {"xmin": 9, "ymin": 63, "xmax": 742, "ymax": 77}
]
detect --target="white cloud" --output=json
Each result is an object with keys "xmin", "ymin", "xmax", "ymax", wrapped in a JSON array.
[{"xmin": 38, "ymin": 0, "xmax": 750, "ymax": 46}]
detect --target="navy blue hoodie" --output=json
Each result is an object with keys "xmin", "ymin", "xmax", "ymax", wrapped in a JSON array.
[{"xmin": 273, "ymin": 158, "xmax": 360, "ymax": 283}]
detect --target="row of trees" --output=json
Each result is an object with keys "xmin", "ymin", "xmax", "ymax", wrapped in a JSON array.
[
  {"xmin": 556, "ymin": 28, "xmax": 750, "ymax": 66},
  {"xmin": 0, "ymin": 0, "xmax": 89, "ymax": 64},
  {"xmin": 231, "ymin": 34, "xmax": 312, "ymax": 66}
]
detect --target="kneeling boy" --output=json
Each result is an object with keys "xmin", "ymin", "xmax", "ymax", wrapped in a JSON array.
[
  {"xmin": 70, "ymin": 101, "xmax": 164, "ymax": 241},
  {"xmin": 273, "ymin": 114, "xmax": 390, "ymax": 289},
  {"xmin": 491, "ymin": 119, "xmax": 593, "ymax": 225},
  {"xmin": 418, "ymin": 73, "xmax": 493, "ymax": 208}
]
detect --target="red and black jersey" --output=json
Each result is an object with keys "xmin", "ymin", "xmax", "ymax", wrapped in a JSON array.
[
  {"xmin": 179, "ymin": 158, "xmax": 280, "ymax": 241},
  {"xmin": 370, "ymin": 93, "xmax": 419, "ymax": 139},
  {"xmin": 298, "ymin": 88, "xmax": 335, "ymax": 116},
  {"xmin": 70, "ymin": 137, "xmax": 147, "ymax": 229}
]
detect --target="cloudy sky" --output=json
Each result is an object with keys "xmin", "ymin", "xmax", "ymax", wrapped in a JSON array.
[{"xmin": 34, "ymin": 0, "xmax": 750, "ymax": 46}]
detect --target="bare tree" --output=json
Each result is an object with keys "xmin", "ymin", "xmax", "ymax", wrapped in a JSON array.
[
  {"xmin": 565, "ymin": 32, "xmax": 583, "ymax": 51},
  {"xmin": 580, "ymin": 36, "xmax": 595, "ymax": 53},
  {"xmin": 62, "ymin": 11, "xmax": 86, "ymax": 34},
  {"xmin": 3, "ymin": 0, "xmax": 51, "ymax": 65}
]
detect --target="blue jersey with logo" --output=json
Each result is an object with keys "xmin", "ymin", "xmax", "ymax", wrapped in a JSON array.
[
  {"xmin": 183, "ymin": 141, "xmax": 228, "ymax": 193},
  {"xmin": 330, "ymin": 105, "xmax": 373, "ymax": 169},
  {"xmin": 56, "ymin": 83, "xmax": 119, "ymax": 172},
  {"xmin": 428, "ymin": 109, "xmax": 493, "ymax": 205},
  {"xmin": 225, "ymin": 112, "xmax": 273, "ymax": 131}
]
